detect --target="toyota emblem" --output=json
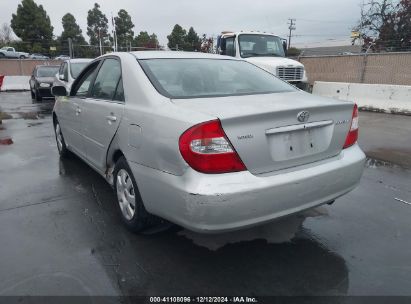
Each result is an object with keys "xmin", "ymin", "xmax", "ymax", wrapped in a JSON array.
[{"xmin": 297, "ymin": 111, "xmax": 310, "ymax": 122}]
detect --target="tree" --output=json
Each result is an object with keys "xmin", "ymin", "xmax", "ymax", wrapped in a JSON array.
[
  {"xmin": 149, "ymin": 33, "xmax": 159, "ymax": 49},
  {"xmin": 60, "ymin": 13, "xmax": 88, "ymax": 57},
  {"xmin": 10, "ymin": 0, "xmax": 54, "ymax": 51},
  {"xmin": 0, "ymin": 23, "xmax": 14, "ymax": 45},
  {"xmin": 60, "ymin": 13, "xmax": 86, "ymax": 44},
  {"xmin": 185, "ymin": 27, "xmax": 201, "ymax": 51},
  {"xmin": 286, "ymin": 47, "xmax": 301, "ymax": 57},
  {"xmin": 353, "ymin": 0, "xmax": 411, "ymax": 52},
  {"xmin": 87, "ymin": 3, "xmax": 109, "ymax": 47},
  {"xmin": 115, "ymin": 9, "xmax": 134, "ymax": 49},
  {"xmin": 200, "ymin": 34, "xmax": 214, "ymax": 53},
  {"xmin": 389, "ymin": 0, "xmax": 411, "ymax": 51},
  {"xmin": 134, "ymin": 31, "xmax": 159, "ymax": 49},
  {"xmin": 167, "ymin": 24, "xmax": 187, "ymax": 50}
]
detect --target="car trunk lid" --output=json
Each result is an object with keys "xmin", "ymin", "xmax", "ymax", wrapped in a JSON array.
[{"xmin": 172, "ymin": 92, "xmax": 354, "ymax": 175}]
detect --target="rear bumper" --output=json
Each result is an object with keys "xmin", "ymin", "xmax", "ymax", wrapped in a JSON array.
[{"xmin": 131, "ymin": 144, "xmax": 365, "ymax": 233}]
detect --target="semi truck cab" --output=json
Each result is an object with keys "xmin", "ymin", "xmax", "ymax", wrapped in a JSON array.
[{"xmin": 217, "ymin": 32, "xmax": 308, "ymax": 90}]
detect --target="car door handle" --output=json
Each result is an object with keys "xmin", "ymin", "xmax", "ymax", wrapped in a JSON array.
[{"xmin": 106, "ymin": 115, "xmax": 117, "ymax": 122}]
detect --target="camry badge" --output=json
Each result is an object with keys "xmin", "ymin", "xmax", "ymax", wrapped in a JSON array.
[{"xmin": 297, "ymin": 111, "xmax": 310, "ymax": 123}]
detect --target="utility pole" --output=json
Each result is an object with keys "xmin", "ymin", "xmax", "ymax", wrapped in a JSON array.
[
  {"xmin": 98, "ymin": 28, "xmax": 103, "ymax": 56},
  {"xmin": 68, "ymin": 38, "xmax": 73, "ymax": 58},
  {"xmin": 111, "ymin": 12, "xmax": 118, "ymax": 52},
  {"xmin": 287, "ymin": 18, "xmax": 296, "ymax": 50}
]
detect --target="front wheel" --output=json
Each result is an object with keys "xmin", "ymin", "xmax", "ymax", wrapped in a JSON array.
[
  {"xmin": 114, "ymin": 156, "xmax": 154, "ymax": 232},
  {"xmin": 54, "ymin": 120, "xmax": 69, "ymax": 157}
]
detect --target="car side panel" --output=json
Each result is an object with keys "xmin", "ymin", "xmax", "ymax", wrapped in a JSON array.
[
  {"xmin": 57, "ymin": 97, "xmax": 86, "ymax": 157},
  {"xmin": 106, "ymin": 53, "xmax": 213, "ymax": 177},
  {"xmin": 82, "ymin": 98, "xmax": 124, "ymax": 172}
]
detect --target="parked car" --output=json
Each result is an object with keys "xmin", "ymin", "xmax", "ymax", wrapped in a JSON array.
[
  {"xmin": 30, "ymin": 53, "xmax": 50, "ymax": 60},
  {"xmin": 55, "ymin": 55, "xmax": 71, "ymax": 61},
  {"xmin": 54, "ymin": 58, "xmax": 93, "ymax": 92},
  {"xmin": 29, "ymin": 65, "xmax": 60, "ymax": 102},
  {"xmin": 51, "ymin": 51, "xmax": 365, "ymax": 233},
  {"xmin": 0, "ymin": 46, "xmax": 29, "ymax": 59}
]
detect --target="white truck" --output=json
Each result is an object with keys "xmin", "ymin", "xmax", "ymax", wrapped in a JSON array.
[
  {"xmin": 0, "ymin": 46, "xmax": 29, "ymax": 59},
  {"xmin": 217, "ymin": 31, "xmax": 308, "ymax": 90}
]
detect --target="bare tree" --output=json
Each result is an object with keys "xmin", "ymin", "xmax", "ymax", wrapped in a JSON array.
[
  {"xmin": 200, "ymin": 34, "xmax": 214, "ymax": 53},
  {"xmin": 0, "ymin": 23, "xmax": 14, "ymax": 45},
  {"xmin": 353, "ymin": 0, "xmax": 397, "ymax": 48}
]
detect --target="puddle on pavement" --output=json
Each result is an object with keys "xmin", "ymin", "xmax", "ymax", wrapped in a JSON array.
[
  {"xmin": 1, "ymin": 101, "xmax": 54, "ymax": 119},
  {"xmin": 365, "ymin": 157, "xmax": 400, "ymax": 169},
  {"xmin": 178, "ymin": 206, "xmax": 329, "ymax": 250},
  {"xmin": 27, "ymin": 121, "xmax": 43, "ymax": 127}
]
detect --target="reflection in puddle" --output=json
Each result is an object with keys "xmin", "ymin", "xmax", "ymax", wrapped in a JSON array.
[
  {"xmin": 365, "ymin": 157, "xmax": 399, "ymax": 168},
  {"xmin": 179, "ymin": 207, "xmax": 329, "ymax": 250}
]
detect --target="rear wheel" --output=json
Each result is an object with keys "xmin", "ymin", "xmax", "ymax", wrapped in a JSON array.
[
  {"xmin": 19, "ymin": 55, "xmax": 25, "ymax": 59},
  {"xmin": 54, "ymin": 119, "xmax": 69, "ymax": 157},
  {"xmin": 114, "ymin": 156, "xmax": 154, "ymax": 232}
]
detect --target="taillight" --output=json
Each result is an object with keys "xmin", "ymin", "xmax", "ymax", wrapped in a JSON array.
[
  {"xmin": 343, "ymin": 104, "xmax": 359, "ymax": 149},
  {"xmin": 179, "ymin": 120, "xmax": 246, "ymax": 174}
]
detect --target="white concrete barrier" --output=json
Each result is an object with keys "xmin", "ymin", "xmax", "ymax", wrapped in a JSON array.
[
  {"xmin": 0, "ymin": 76, "xmax": 30, "ymax": 92},
  {"xmin": 312, "ymin": 81, "xmax": 411, "ymax": 115}
]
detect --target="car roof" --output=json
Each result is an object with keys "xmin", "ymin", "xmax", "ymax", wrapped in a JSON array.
[
  {"xmin": 130, "ymin": 51, "xmax": 238, "ymax": 60},
  {"xmin": 35, "ymin": 65, "xmax": 60, "ymax": 68},
  {"xmin": 222, "ymin": 31, "xmax": 281, "ymax": 38},
  {"xmin": 66, "ymin": 58, "xmax": 93, "ymax": 64}
]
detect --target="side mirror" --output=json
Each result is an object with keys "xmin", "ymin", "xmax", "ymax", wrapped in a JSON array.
[
  {"xmin": 51, "ymin": 85, "xmax": 68, "ymax": 97},
  {"xmin": 283, "ymin": 41, "xmax": 288, "ymax": 53},
  {"xmin": 59, "ymin": 74, "xmax": 65, "ymax": 81},
  {"xmin": 220, "ymin": 38, "xmax": 227, "ymax": 55}
]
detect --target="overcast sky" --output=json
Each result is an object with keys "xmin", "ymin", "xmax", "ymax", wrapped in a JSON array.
[{"xmin": 1, "ymin": 0, "xmax": 362, "ymax": 47}]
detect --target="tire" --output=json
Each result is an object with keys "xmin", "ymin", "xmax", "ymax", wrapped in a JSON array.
[
  {"xmin": 54, "ymin": 119, "xmax": 69, "ymax": 158},
  {"xmin": 113, "ymin": 156, "xmax": 154, "ymax": 232},
  {"xmin": 35, "ymin": 89, "xmax": 42, "ymax": 102},
  {"xmin": 0, "ymin": 53, "xmax": 5, "ymax": 58},
  {"xmin": 19, "ymin": 55, "xmax": 25, "ymax": 59}
]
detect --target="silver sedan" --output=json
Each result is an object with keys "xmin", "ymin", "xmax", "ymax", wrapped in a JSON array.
[
  {"xmin": 51, "ymin": 51, "xmax": 365, "ymax": 233},
  {"xmin": 54, "ymin": 58, "xmax": 93, "ymax": 92}
]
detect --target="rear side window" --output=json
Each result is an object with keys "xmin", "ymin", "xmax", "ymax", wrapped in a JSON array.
[
  {"xmin": 70, "ymin": 62, "xmax": 89, "ymax": 79},
  {"xmin": 113, "ymin": 78, "xmax": 124, "ymax": 102},
  {"xmin": 139, "ymin": 58, "xmax": 296, "ymax": 99},
  {"xmin": 91, "ymin": 58, "xmax": 122, "ymax": 100}
]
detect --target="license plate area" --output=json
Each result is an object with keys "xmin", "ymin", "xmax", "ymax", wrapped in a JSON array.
[{"xmin": 266, "ymin": 121, "xmax": 334, "ymax": 162}]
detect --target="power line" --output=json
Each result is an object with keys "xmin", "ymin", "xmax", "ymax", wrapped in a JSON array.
[{"xmin": 298, "ymin": 18, "xmax": 354, "ymax": 24}]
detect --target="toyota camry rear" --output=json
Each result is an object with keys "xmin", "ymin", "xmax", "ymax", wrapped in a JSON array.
[{"xmin": 52, "ymin": 52, "xmax": 365, "ymax": 233}]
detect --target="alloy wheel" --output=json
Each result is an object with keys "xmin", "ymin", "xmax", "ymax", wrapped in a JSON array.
[{"xmin": 116, "ymin": 169, "xmax": 136, "ymax": 220}]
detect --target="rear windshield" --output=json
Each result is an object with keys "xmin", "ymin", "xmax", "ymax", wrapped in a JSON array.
[
  {"xmin": 71, "ymin": 62, "xmax": 89, "ymax": 79},
  {"xmin": 139, "ymin": 58, "xmax": 296, "ymax": 99},
  {"xmin": 36, "ymin": 66, "xmax": 59, "ymax": 77}
]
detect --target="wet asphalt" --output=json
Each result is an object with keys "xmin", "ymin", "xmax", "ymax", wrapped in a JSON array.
[{"xmin": 0, "ymin": 92, "xmax": 411, "ymax": 298}]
